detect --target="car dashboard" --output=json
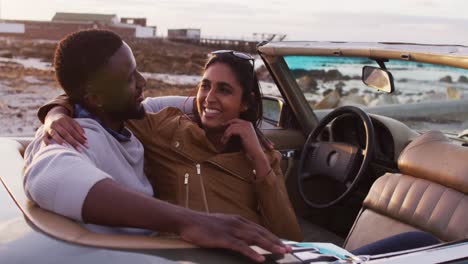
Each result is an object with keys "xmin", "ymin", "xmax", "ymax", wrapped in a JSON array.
[{"xmin": 329, "ymin": 115, "xmax": 396, "ymax": 165}]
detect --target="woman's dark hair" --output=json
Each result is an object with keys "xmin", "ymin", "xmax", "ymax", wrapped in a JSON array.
[
  {"xmin": 54, "ymin": 29, "xmax": 123, "ymax": 104},
  {"xmin": 201, "ymin": 52, "xmax": 263, "ymax": 128},
  {"xmin": 193, "ymin": 52, "xmax": 273, "ymax": 151}
]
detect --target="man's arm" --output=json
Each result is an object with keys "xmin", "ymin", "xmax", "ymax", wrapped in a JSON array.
[
  {"xmin": 37, "ymin": 95, "xmax": 195, "ymax": 122},
  {"xmin": 24, "ymin": 141, "xmax": 289, "ymax": 262},
  {"xmin": 84, "ymin": 178, "xmax": 287, "ymax": 262},
  {"xmin": 142, "ymin": 96, "xmax": 195, "ymax": 114},
  {"xmin": 37, "ymin": 95, "xmax": 195, "ymax": 149}
]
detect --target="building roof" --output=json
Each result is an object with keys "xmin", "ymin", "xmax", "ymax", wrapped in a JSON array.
[
  {"xmin": 168, "ymin": 28, "xmax": 200, "ymax": 31},
  {"xmin": 52, "ymin": 12, "xmax": 118, "ymax": 24}
]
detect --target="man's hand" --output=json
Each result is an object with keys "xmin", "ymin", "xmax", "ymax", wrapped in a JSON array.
[
  {"xmin": 83, "ymin": 179, "xmax": 291, "ymax": 263},
  {"xmin": 43, "ymin": 106, "xmax": 88, "ymax": 151},
  {"xmin": 179, "ymin": 213, "xmax": 291, "ymax": 262}
]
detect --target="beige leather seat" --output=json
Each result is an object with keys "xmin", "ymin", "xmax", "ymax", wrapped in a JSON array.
[{"xmin": 344, "ymin": 131, "xmax": 468, "ymax": 251}]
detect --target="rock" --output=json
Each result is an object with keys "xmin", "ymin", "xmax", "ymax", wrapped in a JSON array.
[
  {"xmin": 362, "ymin": 94, "xmax": 375, "ymax": 105},
  {"xmin": 458, "ymin": 75, "xmax": 468, "ymax": 83},
  {"xmin": 446, "ymin": 86, "xmax": 463, "ymax": 100},
  {"xmin": 440, "ymin": 75, "xmax": 453, "ymax": 83},
  {"xmin": 0, "ymin": 50, "xmax": 13, "ymax": 58},
  {"xmin": 338, "ymin": 94, "xmax": 367, "ymax": 107},
  {"xmin": 323, "ymin": 69, "xmax": 342, "ymax": 82},
  {"xmin": 297, "ymin": 69, "xmax": 346, "ymax": 82},
  {"xmin": 315, "ymin": 90, "xmax": 340, "ymax": 109},
  {"xmin": 368, "ymin": 94, "xmax": 399, "ymax": 107},
  {"xmin": 349, "ymin": 88, "xmax": 359, "ymax": 94},
  {"xmin": 322, "ymin": 89, "xmax": 334, "ymax": 96},
  {"xmin": 291, "ymin": 69, "xmax": 310, "ymax": 79},
  {"xmin": 335, "ymin": 81, "xmax": 346, "ymax": 90},
  {"xmin": 297, "ymin": 75, "xmax": 318, "ymax": 92},
  {"xmin": 335, "ymin": 86, "xmax": 343, "ymax": 96},
  {"xmin": 256, "ymin": 65, "xmax": 274, "ymax": 82}
]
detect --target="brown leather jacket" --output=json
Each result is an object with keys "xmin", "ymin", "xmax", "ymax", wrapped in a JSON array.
[{"xmin": 38, "ymin": 100, "xmax": 303, "ymax": 241}]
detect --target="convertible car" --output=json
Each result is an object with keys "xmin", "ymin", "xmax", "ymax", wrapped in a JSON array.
[{"xmin": 1, "ymin": 41, "xmax": 468, "ymax": 263}]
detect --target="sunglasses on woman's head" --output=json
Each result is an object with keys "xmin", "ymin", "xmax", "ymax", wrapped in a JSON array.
[
  {"xmin": 210, "ymin": 50, "xmax": 262, "ymax": 123},
  {"xmin": 211, "ymin": 50, "xmax": 254, "ymax": 62},
  {"xmin": 210, "ymin": 50, "xmax": 257, "ymax": 86}
]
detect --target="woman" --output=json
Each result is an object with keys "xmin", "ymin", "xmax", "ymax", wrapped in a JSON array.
[{"xmin": 39, "ymin": 51, "xmax": 303, "ymax": 241}]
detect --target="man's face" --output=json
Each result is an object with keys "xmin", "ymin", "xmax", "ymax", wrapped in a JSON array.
[{"xmin": 90, "ymin": 42, "xmax": 146, "ymax": 120}]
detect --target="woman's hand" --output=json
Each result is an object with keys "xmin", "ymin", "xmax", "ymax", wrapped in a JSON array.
[
  {"xmin": 221, "ymin": 119, "xmax": 273, "ymax": 181},
  {"xmin": 43, "ymin": 106, "xmax": 88, "ymax": 151}
]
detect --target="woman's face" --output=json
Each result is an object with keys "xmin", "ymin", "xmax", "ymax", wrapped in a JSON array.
[{"xmin": 196, "ymin": 62, "xmax": 247, "ymax": 132}]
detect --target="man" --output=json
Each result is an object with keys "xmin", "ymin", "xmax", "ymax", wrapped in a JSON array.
[{"xmin": 23, "ymin": 29, "xmax": 289, "ymax": 263}]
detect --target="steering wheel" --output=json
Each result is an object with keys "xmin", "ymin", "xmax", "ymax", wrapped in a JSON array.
[{"xmin": 298, "ymin": 106, "xmax": 375, "ymax": 209}]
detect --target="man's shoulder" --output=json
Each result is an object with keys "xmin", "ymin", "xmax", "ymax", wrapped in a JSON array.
[
  {"xmin": 75, "ymin": 119, "xmax": 113, "ymax": 141},
  {"xmin": 75, "ymin": 118, "xmax": 105, "ymax": 132},
  {"xmin": 76, "ymin": 119, "xmax": 143, "ymax": 156}
]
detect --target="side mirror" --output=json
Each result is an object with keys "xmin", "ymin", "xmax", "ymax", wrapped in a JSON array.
[
  {"xmin": 362, "ymin": 66, "xmax": 394, "ymax": 93},
  {"xmin": 262, "ymin": 96, "xmax": 284, "ymax": 125}
]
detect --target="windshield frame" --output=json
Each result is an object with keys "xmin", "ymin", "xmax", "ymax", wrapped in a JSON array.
[{"xmin": 258, "ymin": 41, "xmax": 468, "ymax": 135}]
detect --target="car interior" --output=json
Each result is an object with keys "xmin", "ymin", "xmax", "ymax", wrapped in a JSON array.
[
  {"xmin": 262, "ymin": 106, "xmax": 468, "ymax": 250},
  {"xmin": 256, "ymin": 42, "xmax": 468, "ymax": 251}
]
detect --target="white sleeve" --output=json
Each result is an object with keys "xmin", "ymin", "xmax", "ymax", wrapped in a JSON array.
[
  {"xmin": 24, "ymin": 142, "xmax": 110, "ymax": 221},
  {"xmin": 142, "ymin": 96, "xmax": 194, "ymax": 114}
]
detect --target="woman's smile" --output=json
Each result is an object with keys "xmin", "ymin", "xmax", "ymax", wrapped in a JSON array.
[
  {"xmin": 203, "ymin": 107, "xmax": 222, "ymax": 118},
  {"xmin": 196, "ymin": 62, "xmax": 245, "ymax": 131}
]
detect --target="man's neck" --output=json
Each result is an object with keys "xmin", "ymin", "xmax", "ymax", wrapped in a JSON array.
[{"xmin": 93, "ymin": 111, "xmax": 125, "ymax": 133}]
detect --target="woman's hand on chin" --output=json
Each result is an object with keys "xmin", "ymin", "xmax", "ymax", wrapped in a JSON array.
[
  {"xmin": 221, "ymin": 119, "xmax": 262, "ymax": 158},
  {"xmin": 221, "ymin": 119, "xmax": 273, "ymax": 181}
]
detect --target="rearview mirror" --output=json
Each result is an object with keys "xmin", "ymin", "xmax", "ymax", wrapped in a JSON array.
[{"xmin": 362, "ymin": 66, "xmax": 394, "ymax": 93}]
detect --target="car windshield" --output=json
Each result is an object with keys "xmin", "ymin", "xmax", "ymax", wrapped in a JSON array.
[{"xmin": 282, "ymin": 55, "xmax": 468, "ymax": 134}]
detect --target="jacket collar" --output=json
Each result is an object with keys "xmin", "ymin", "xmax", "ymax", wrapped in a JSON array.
[{"xmin": 170, "ymin": 114, "xmax": 277, "ymax": 182}]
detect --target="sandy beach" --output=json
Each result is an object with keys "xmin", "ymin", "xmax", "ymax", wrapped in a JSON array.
[{"xmin": 0, "ymin": 38, "xmax": 212, "ymax": 136}]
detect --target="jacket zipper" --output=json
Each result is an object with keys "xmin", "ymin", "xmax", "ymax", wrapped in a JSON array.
[
  {"xmin": 208, "ymin": 161, "xmax": 250, "ymax": 183},
  {"xmin": 196, "ymin": 163, "xmax": 210, "ymax": 213},
  {"xmin": 184, "ymin": 173, "xmax": 189, "ymax": 208}
]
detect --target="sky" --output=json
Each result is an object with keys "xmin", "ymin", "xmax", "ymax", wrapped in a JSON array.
[{"xmin": 2, "ymin": 0, "xmax": 468, "ymax": 44}]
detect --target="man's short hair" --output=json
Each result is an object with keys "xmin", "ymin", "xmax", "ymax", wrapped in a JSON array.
[{"xmin": 54, "ymin": 29, "xmax": 123, "ymax": 103}]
